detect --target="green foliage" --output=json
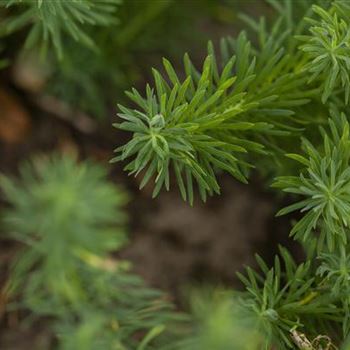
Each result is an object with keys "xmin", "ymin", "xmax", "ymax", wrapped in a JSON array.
[
  {"xmin": 274, "ymin": 113, "xmax": 350, "ymax": 251},
  {"xmin": 3, "ymin": 0, "xmax": 350, "ymax": 349},
  {"xmin": 1, "ymin": 0, "xmax": 120, "ymax": 58},
  {"xmin": 298, "ymin": 4, "xmax": 350, "ymax": 103},
  {"xmin": 0, "ymin": 155, "xmax": 177, "ymax": 350},
  {"xmin": 46, "ymin": 36, "xmax": 123, "ymax": 119},
  {"xmin": 172, "ymin": 290, "xmax": 262, "ymax": 350},
  {"xmin": 114, "ymin": 0, "xmax": 350, "ymax": 203},
  {"xmin": 237, "ymin": 247, "xmax": 338, "ymax": 349},
  {"xmin": 318, "ymin": 250, "xmax": 350, "ymax": 299},
  {"xmin": 111, "ymin": 45, "xmax": 266, "ymax": 204},
  {"xmin": 111, "ymin": 1, "xmax": 350, "ymax": 347},
  {"xmin": 112, "ymin": 23, "xmax": 315, "ymax": 203},
  {"xmin": 40, "ymin": 0, "xmax": 231, "ymax": 119},
  {"xmin": 53, "ymin": 268, "xmax": 175, "ymax": 350},
  {"xmin": 318, "ymin": 249, "xmax": 350, "ymax": 335},
  {"xmin": 1, "ymin": 155, "xmax": 126, "ymax": 303},
  {"xmin": 1, "ymin": 0, "xmax": 237, "ymax": 119}
]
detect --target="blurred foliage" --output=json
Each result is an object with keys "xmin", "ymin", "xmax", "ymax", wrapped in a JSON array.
[
  {"xmin": 44, "ymin": 0, "xmax": 243, "ymax": 119},
  {"xmin": 0, "ymin": 155, "xmax": 180, "ymax": 350},
  {"xmin": 0, "ymin": 0, "xmax": 258, "ymax": 119},
  {"xmin": 0, "ymin": 0, "xmax": 121, "ymax": 58},
  {"xmin": 178, "ymin": 290, "xmax": 262, "ymax": 350}
]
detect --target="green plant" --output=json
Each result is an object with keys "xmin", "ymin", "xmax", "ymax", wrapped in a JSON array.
[
  {"xmin": 0, "ymin": 0, "xmax": 121, "ymax": 59},
  {"xmin": 2, "ymin": 0, "xmax": 350, "ymax": 349},
  {"xmin": 113, "ymin": 0, "xmax": 350, "ymax": 348},
  {"xmin": 180, "ymin": 290, "xmax": 262, "ymax": 350},
  {"xmin": 274, "ymin": 112, "xmax": 350, "ymax": 251},
  {"xmin": 298, "ymin": 4, "xmax": 350, "ymax": 103},
  {"xmin": 112, "ymin": 5, "xmax": 320, "ymax": 203},
  {"xmin": 0, "ymin": 155, "xmax": 178, "ymax": 350},
  {"xmin": 237, "ymin": 247, "xmax": 339, "ymax": 349}
]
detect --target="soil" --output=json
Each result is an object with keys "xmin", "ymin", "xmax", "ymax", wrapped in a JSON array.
[{"xmin": 123, "ymin": 176, "xmax": 274, "ymax": 295}]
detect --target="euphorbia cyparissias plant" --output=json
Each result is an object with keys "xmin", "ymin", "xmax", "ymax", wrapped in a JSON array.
[{"xmin": 114, "ymin": 0, "xmax": 350, "ymax": 348}]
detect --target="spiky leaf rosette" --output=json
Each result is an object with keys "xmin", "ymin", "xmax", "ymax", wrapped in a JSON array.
[
  {"xmin": 318, "ymin": 250, "xmax": 350, "ymax": 299},
  {"xmin": 318, "ymin": 248, "xmax": 350, "ymax": 335},
  {"xmin": 237, "ymin": 247, "xmax": 339, "ymax": 349},
  {"xmin": 298, "ymin": 3, "xmax": 350, "ymax": 103},
  {"xmin": 1, "ymin": 154, "xmax": 127, "ymax": 307},
  {"xmin": 274, "ymin": 112, "xmax": 350, "ymax": 251},
  {"xmin": 112, "ymin": 18, "xmax": 317, "ymax": 204},
  {"xmin": 1, "ymin": 0, "xmax": 120, "ymax": 58}
]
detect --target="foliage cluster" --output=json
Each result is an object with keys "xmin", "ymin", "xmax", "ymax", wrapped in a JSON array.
[
  {"xmin": 1, "ymin": 156, "xmax": 179, "ymax": 349},
  {"xmin": 113, "ymin": 0, "xmax": 350, "ymax": 348}
]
